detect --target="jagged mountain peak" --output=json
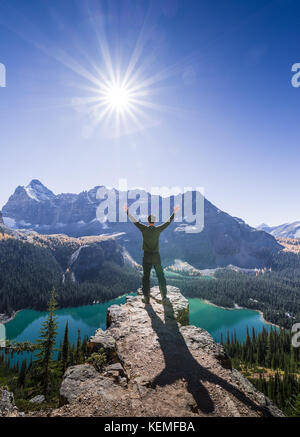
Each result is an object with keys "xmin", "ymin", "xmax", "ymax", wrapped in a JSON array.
[
  {"xmin": 258, "ymin": 223, "xmax": 269, "ymax": 228},
  {"xmin": 24, "ymin": 179, "xmax": 55, "ymax": 202},
  {"xmin": 28, "ymin": 179, "xmax": 44, "ymax": 186}
]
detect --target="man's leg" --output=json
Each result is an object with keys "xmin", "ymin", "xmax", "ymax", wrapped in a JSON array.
[
  {"xmin": 142, "ymin": 261, "xmax": 152, "ymax": 301},
  {"xmin": 154, "ymin": 264, "xmax": 167, "ymax": 299}
]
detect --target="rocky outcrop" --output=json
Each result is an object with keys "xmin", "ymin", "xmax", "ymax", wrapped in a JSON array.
[
  {"xmin": 50, "ymin": 286, "xmax": 283, "ymax": 417},
  {"xmin": 0, "ymin": 388, "xmax": 20, "ymax": 417},
  {"xmin": 88, "ymin": 329, "xmax": 118, "ymax": 362}
]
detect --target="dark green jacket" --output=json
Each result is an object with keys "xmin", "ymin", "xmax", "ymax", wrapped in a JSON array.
[{"xmin": 127, "ymin": 211, "xmax": 175, "ymax": 254}]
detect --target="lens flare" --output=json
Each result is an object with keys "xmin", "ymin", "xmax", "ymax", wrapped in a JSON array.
[{"xmin": 105, "ymin": 85, "xmax": 130, "ymax": 111}]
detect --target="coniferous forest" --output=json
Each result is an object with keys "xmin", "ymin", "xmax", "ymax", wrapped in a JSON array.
[
  {"xmin": 0, "ymin": 230, "xmax": 141, "ymax": 315},
  {"xmin": 223, "ymin": 327, "xmax": 300, "ymax": 416}
]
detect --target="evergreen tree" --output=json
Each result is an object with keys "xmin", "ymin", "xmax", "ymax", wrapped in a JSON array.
[
  {"xmin": 61, "ymin": 321, "xmax": 70, "ymax": 374},
  {"xmin": 75, "ymin": 329, "xmax": 83, "ymax": 365},
  {"xmin": 82, "ymin": 335, "xmax": 88, "ymax": 357},
  {"xmin": 18, "ymin": 359, "xmax": 27, "ymax": 388},
  {"xmin": 224, "ymin": 326, "xmax": 300, "ymax": 416},
  {"xmin": 35, "ymin": 287, "xmax": 58, "ymax": 398},
  {"xmin": 290, "ymin": 394, "xmax": 300, "ymax": 417}
]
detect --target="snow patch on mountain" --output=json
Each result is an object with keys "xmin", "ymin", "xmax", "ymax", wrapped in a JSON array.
[
  {"xmin": 19, "ymin": 220, "xmax": 32, "ymax": 227},
  {"xmin": 295, "ymin": 229, "xmax": 300, "ymax": 238},
  {"xmin": 3, "ymin": 217, "xmax": 16, "ymax": 228},
  {"xmin": 24, "ymin": 180, "xmax": 55, "ymax": 202}
]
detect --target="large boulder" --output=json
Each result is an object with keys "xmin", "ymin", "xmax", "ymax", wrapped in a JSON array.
[
  {"xmin": 0, "ymin": 388, "xmax": 19, "ymax": 417},
  {"xmin": 59, "ymin": 364, "xmax": 126, "ymax": 407}
]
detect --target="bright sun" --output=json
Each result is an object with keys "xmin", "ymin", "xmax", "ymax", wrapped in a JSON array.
[
  {"xmin": 105, "ymin": 85, "xmax": 130, "ymax": 111},
  {"xmin": 62, "ymin": 4, "xmax": 181, "ymax": 138}
]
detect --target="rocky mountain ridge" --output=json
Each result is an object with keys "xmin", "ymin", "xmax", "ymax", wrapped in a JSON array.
[
  {"xmin": 258, "ymin": 222, "xmax": 300, "ymax": 239},
  {"xmin": 2, "ymin": 180, "xmax": 282, "ymax": 269},
  {"xmin": 0, "ymin": 222, "xmax": 131, "ymax": 283},
  {"xmin": 42, "ymin": 286, "xmax": 283, "ymax": 417}
]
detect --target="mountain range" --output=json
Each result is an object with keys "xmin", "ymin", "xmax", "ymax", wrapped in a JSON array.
[
  {"xmin": 257, "ymin": 222, "xmax": 300, "ymax": 239},
  {"xmin": 2, "ymin": 179, "xmax": 282, "ymax": 269}
]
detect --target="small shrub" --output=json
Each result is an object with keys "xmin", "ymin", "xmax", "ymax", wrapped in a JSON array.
[{"xmin": 87, "ymin": 350, "xmax": 107, "ymax": 372}]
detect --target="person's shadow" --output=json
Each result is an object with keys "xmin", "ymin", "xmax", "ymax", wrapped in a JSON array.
[{"xmin": 145, "ymin": 300, "xmax": 270, "ymax": 416}]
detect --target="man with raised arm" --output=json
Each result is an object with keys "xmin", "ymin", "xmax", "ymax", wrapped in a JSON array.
[{"xmin": 123, "ymin": 204, "xmax": 180, "ymax": 305}]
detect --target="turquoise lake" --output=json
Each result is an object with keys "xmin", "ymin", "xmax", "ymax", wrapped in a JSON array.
[{"xmin": 2, "ymin": 295, "xmax": 276, "ymax": 367}]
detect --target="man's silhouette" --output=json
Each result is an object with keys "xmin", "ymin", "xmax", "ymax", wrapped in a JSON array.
[{"xmin": 123, "ymin": 204, "xmax": 180, "ymax": 304}]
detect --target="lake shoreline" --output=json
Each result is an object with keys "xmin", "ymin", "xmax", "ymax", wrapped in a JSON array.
[
  {"xmin": 201, "ymin": 299, "xmax": 280, "ymax": 329},
  {"xmin": 0, "ymin": 311, "xmax": 20, "ymax": 325},
  {"xmin": 2, "ymin": 295, "xmax": 281, "ymax": 331},
  {"xmin": 0, "ymin": 293, "xmax": 133, "ymax": 326}
]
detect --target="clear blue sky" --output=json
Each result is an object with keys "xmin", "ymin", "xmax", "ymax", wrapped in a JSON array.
[{"xmin": 0, "ymin": 0, "xmax": 300, "ymax": 227}]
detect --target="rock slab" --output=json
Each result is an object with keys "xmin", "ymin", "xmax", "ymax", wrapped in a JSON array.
[{"xmin": 53, "ymin": 286, "xmax": 283, "ymax": 417}]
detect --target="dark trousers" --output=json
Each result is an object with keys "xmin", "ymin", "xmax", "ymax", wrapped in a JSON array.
[{"xmin": 142, "ymin": 252, "xmax": 167, "ymax": 299}]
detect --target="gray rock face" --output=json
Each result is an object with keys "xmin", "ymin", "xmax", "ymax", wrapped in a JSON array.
[
  {"xmin": 0, "ymin": 388, "xmax": 19, "ymax": 417},
  {"xmin": 29, "ymin": 395, "xmax": 45, "ymax": 404},
  {"xmin": 59, "ymin": 364, "xmax": 125, "ymax": 407},
  {"xmin": 54, "ymin": 286, "xmax": 283, "ymax": 417},
  {"xmin": 88, "ymin": 329, "xmax": 117, "ymax": 362},
  {"xmin": 106, "ymin": 304, "xmax": 129, "ymax": 330},
  {"xmin": 180, "ymin": 325, "xmax": 232, "ymax": 370},
  {"xmin": 70, "ymin": 240, "xmax": 124, "ymax": 282},
  {"xmin": 2, "ymin": 180, "xmax": 282, "ymax": 269}
]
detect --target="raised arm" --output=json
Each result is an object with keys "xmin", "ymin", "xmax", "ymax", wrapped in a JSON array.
[
  {"xmin": 123, "ymin": 205, "xmax": 147, "ymax": 232},
  {"xmin": 156, "ymin": 205, "xmax": 180, "ymax": 233}
]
